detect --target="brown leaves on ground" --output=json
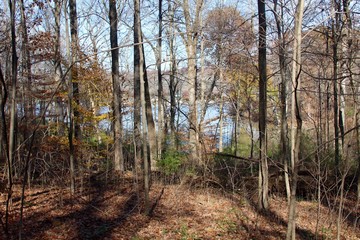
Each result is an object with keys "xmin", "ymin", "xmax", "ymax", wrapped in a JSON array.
[{"xmin": 1, "ymin": 180, "xmax": 360, "ymax": 240}]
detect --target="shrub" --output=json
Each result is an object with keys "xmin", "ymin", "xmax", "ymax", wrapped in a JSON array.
[{"xmin": 157, "ymin": 149, "xmax": 185, "ymax": 176}]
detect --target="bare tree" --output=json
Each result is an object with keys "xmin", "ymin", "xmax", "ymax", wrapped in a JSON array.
[
  {"xmin": 286, "ymin": 0, "xmax": 305, "ymax": 237},
  {"xmin": 109, "ymin": 0, "xmax": 124, "ymax": 172},
  {"xmin": 68, "ymin": 0, "xmax": 79, "ymax": 194},
  {"xmin": 272, "ymin": 0, "xmax": 291, "ymax": 201},
  {"xmin": 157, "ymin": 0, "xmax": 164, "ymax": 161},
  {"xmin": 257, "ymin": 0, "xmax": 269, "ymax": 210},
  {"xmin": 179, "ymin": 0, "xmax": 204, "ymax": 164},
  {"xmin": 134, "ymin": 0, "xmax": 142, "ymax": 173},
  {"xmin": 134, "ymin": 0, "xmax": 150, "ymax": 214}
]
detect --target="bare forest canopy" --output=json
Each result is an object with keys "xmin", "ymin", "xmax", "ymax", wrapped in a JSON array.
[{"xmin": 0, "ymin": 0, "xmax": 360, "ymax": 239}]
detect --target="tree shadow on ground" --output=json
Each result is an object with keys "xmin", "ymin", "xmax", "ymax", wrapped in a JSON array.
[
  {"xmin": 19, "ymin": 174, "xmax": 150, "ymax": 240},
  {"xmin": 232, "ymin": 192, "xmax": 324, "ymax": 240}
]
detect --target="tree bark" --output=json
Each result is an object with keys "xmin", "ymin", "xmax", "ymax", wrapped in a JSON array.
[
  {"xmin": 134, "ymin": 0, "xmax": 150, "ymax": 214},
  {"xmin": 181, "ymin": 0, "xmax": 203, "ymax": 165},
  {"xmin": 168, "ymin": 2, "xmax": 177, "ymax": 147},
  {"xmin": 273, "ymin": 0, "xmax": 290, "ymax": 202},
  {"xmin": 286, "ymin": 0, "xmax": 304, "ymax": 238},
  {"xmin": 109, "ymin": 0, "xmax": 124, "ymax": 172},
  {"xmin": 54, "ymin": 0, "xmax": 65, "ymax": 136},
  {"xmin": 139, "ymin": 42, "xmax": 157, "ymax": 172},
  {"xmin": 257, "ymin": 0, "xmax": 268, "ymax": 211},
  {"xmin": 332, "ymin": 0, "xmax": 341, "ymax": 177},
  {"xmin": 134, "ymin": 0, "xmax": 142, "ymax": 173},
  {"xmin": 157, "ymin": 0, "xmax": 164, "ymax": 160},
  {"xmin": 68, "ymin": 0, "xmax": 79, "ymax": 194},
  {"xmin": 5, "ymin": 0, "xmax": 17, "ymax": 234}
]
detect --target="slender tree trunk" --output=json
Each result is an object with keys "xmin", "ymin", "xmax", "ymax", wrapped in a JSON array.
[
  {"xmin": 5, "ymin": 0, "xmax": 17, "ymax": 234},
  {"xmin": 141, "ymin": 44, "xmax": 157, "ymax": 172},
  {"xmin": 219, "ymin": 93, "xmax": 224, "ymax": 153},
  {"xmin": 20, "ymin": 0, "xmax": 33, "ymax": 191},
  {"xmin": 332, "ymin": 0, "xmax": 340, "ymax": 177},
  {"xmin": 140, "ymin": 44, "xmax": 150, "ymax": 216},
  {"xmin": 109, "ymin": 0, "xmax": 124, "ymax": 172},
  {"xmin": 169, "ymin": 47, "xmax": 177, "ymax": 147},
  {"xmin": 235, "ymin": 94, "xmax": 240, "ymax": 157},
  {"xmin": 315, "ymin": 74, "xmax": 323, "ymax": 238},
  {"xmin": 134, "ymin": 0, "xmax": 150, "ymax": 214},
  {"xmin": 134, "ymin": 0, "xmax": 142, "ymax": 173},
  {"xmin": 54, "ymin": 0, "xmax": 65, "ymax": 136},
  {"xmin": 20, "ymin": 0, "xmax": 33, "ymax": 151},
  {"xmin": 157, "ymin": 0, "xmax": 164, "ymax": 160},
  {"xmin": 286, "ymin": 0, "xmax": 304, "ymax": 238},
  {"xmin": 167, "ymin": 1, "xmax": 177, "ymax": 148},
  {"xmin": 273, "ymin": 0, "xmax": 290, "ymax": 201},
  {"xmin": 257, "ymin": 0, "xmax": 268, "ymax": 210},
  {"xmin": 0, "ymin": 63, "xmax": 9, "ymax": 235},
  {"xmin": 68, "ymin": 0, "xmax": 79, "ymax": 194}
]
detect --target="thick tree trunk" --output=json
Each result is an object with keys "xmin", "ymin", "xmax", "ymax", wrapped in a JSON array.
[
  {"xmin": 141, "ymin": 44, "xmax": 157, "ymax": 172},
  {"xmin": 109, "ymin": 0, "xmax": 124, "ymax": 172},
  {"xmin": 182, "ymin": 0, "xmax": 203, "ymax": 165},
  {"xmin": 187, "ymin": 44, "xmax": 199, "ymax": 164},
  {"xmin": 134, "ymin": 0, "xmax": 150, "ymax": 214}
]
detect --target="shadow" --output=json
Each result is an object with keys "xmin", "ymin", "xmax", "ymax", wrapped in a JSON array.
[
  {"xmin": 243, "ymin": 196, "xmax": 323, "ymax": 240},
  {"xmin": 320, "ymin": 193, "xmax": 360, "ymax": 231},
  {"xmin": 14, "ymin": 173, "xmax": 151, "ymax": 240}
]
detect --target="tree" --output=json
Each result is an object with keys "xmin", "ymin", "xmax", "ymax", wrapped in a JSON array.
[
  {"xmin": 157, "ymin": 0, "xmax": 164, "ymax": 160},
  {"xmin": 272, "ymin": 0, "xmax": 291, "ymax": 201},
  {"xmin": 286, "ymin": 0, "xmax": 305, "ymax": 238},
  {"xmin": 257, "ymin": 0, "xmax": 269, "ymax": 211},
  {"xmin": 68, "ymin": 0, "xmax": 79, "ymax": 194},
  {"xmin": 109, "ymin": 0, "xmax": 124, "ymax": 172},
  {"xmin": 203, "ymin": 6, "xmax": 255, "ymax": 155},
  {"xmin": 134, "ymin": 0, "xmax": 142, "ymax": 174},
  {"xmin": 179, "ymin": 0, "xmax": 204, "ymax": 164},
  {"xmin": 134, "ymin": 0, "xmax": 149, "ymax": 214}
]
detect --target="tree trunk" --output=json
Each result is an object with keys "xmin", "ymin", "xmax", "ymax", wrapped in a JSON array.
[
  {"xmin": 134, "ymin": 0, "xmax": 142, "ymax": 173},
  {"xmin": 109, "ymin": 0, "xmax": 124, "ymax": 172},
  {"xmin": 134, "ymin": 0, "xmax": 150, "ymax": 214},
  {"xmin": 257, "ymin": 0, "xmax": 268, "ymax": 210},
  {"xmin": 54, "ymin": 0, "xmax": 65, "ymax": 136},
  {"xmin": 168, "ymin": 10, "xmax": 177, "ymax": 148},
  {"xmin": 0, "ymin": 63, "xmax": 9, "ymax": 235},
  {"xmin": 68, "ymin": 0, "xmax": 79, "ymax": 194},
  {"xmin": 181, "ymin": 0, "xmax": 203, "ymax": 165},
  {"xmin": 20, "ymin": 0, "xmax": 33, "ymax": 151},
  {"xmin": 286, "ymin": 0, "xmax": 304, "ymax": 237},
  {"xmin": 5, "ymin": 0, "xmax": 17, "ymax": 234},
  {"xmin": 273, "ymin": 0, "xmax": 290, "ymax": 201},
  {"xmin": 157, "ymin": 0, "xmax": 164, "ymax": 160},
  {"xmin": 332, "ymin": 0, "xmax": 340, "ymax": 177},
  {"xmin": 219, "ymin": 93, "xmax": 224, "ymax": 153},
  {"xmin": 142, "ymin": 44, "xmax": 157, "ymax": 172}
]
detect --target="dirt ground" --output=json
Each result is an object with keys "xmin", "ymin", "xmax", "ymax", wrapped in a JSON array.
[{"xmin": 1, "ymin": 178, "xmax": 360, "ymax": 240}]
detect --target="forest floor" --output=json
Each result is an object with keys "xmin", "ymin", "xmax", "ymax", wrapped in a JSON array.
[{"xmin": 1, "ymin": 175, "xmax": 360, "ymax": 240}]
